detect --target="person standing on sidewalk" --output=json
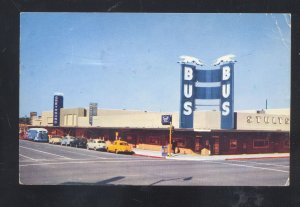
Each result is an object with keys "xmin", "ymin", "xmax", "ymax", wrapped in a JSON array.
[{"xmin": 172, "ymin": 140, "xmax": 177, "ymax": 154}]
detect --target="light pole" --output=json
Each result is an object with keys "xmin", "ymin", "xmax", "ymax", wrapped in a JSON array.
[{"xmin": 168, "ymin": 122, "xmax": 173, "ymax": 156}]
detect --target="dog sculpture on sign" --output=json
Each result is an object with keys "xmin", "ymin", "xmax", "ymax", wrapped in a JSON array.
[{"xmin": 178, "ymin": 55, "xmax": 205, "ymax": 66}]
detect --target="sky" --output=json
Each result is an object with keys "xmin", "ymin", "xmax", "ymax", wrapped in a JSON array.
[{"xmin": 20, "ymin": 13, "xmax": 291, "ymax": 117}]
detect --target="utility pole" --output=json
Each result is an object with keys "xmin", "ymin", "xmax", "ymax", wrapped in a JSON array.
[{"xmin": 168, "ymin": 122, "xmax": 173, "ymax": 156}]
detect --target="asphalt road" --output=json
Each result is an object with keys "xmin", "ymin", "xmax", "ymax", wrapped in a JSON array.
[{"xmin": 19, "ymin": 139, "xmax": 289, "ymax": 186}]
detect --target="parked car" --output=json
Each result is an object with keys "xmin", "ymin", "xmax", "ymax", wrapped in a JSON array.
[
  {"xmin": 86, "ymin": 139, "xmax": 107, "ymax": 151},
  {"xmin": 106, "ymin": 140, "xmax": 134, "ymax": 154},
  {"xmin": 70, "ymin": 137, "xmax": 87, "ymax": 148},
  {"xmin": 61, "ymin": 135, "xmax": 75, "ymax": 146},
  {"xmin": 49, "ymin": 135, "xmax": 63, "ymax": 144}
]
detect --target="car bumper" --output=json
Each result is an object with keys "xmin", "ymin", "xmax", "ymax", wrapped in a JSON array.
[{"xmin": 96, "ymin": 146, "xmax": 106, "ymax": 151}]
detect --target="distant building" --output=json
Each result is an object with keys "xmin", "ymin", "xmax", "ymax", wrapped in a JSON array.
[
  {"xmin": 31, "ymin": 115, "xmax": 42, "ymax": 126},
  {"xmin": 29, "ymin": 112, "xmax": 37, "ymax": 124},
  {"xmin": 60, "ymin": 108, "xmax": 86, "ymax": 127}
]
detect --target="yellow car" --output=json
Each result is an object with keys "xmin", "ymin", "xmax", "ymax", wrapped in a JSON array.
[
  {"xmin": 49, "ymin": 135, "xmax": 63, "ymax": 144},
  {"xmin": 107, "ymin": 140, "xmax": 134, "ymax": 154}
]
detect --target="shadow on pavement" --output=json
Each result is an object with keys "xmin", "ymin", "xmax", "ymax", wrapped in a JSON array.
[
  {"xmin": 149, "ymin": 176, "xmax": 193, "ymax": 186},
  {"xmin": 61, "ymin": 176, "xmax": 125, "ymax": 185}
]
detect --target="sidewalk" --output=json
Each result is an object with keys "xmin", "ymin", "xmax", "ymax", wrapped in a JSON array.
[{"xmin": 133, "ymin": 148, "xmax": 290, "ymax": 161}]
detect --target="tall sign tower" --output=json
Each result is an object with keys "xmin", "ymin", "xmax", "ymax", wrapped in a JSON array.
[
  {"xmin": 53, "ymin": 93, "xmax": 64, "ymax": 127},
  {"xmin": 89, "ymin": 102, "xmax": 98, "ymax": 126},
  {"xmin": 178, "ymin": 55, "xmax": 236, "ymax": 129}
]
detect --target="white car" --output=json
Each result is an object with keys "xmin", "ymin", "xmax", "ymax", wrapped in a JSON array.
[{"xmin": 86, "ymin": 139, "xmax": 107, "ymax": 151}]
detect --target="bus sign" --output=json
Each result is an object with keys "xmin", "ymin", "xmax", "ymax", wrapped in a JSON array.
[{"xmin": 161, "ymin": 115, "xmax": 172, "ymax": 125}]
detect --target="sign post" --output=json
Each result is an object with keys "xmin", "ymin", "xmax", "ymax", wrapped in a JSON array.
[
  {"xmin": 161, "ymin": 115, "xmax": 173, "ymax": 156},
  {"xmin": 168, "ymin": 122, "xmax": 173, "ymax": 156}
]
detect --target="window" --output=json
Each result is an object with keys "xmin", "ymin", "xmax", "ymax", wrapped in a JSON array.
[
  {"xmin": 149, "ymin": 137, "xmax": 159, "ymax": 145},
  {"xmin": 28, "ymin": 130, "xmax": 37, "ymax": 139},
  {"xmin": 41, "ymin": 131, "xmax": 48, "ymax": 139},
  {"xmin": 229, "ymin": 139, "xmax": 237, "ymax": 149},
  {"xmin": 173, "ymin": 138, "xmax": 185, "ymax": 147},
  {"xmin": 253, "ymin": 139, "xmax": 269, "ymax": 148},
  {"xmin": 120, "ymin": 142, "xmax": 128, "ymax": 146}
]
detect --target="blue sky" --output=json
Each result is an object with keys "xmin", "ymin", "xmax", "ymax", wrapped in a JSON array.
[{"xmin": 20, "ymin": 13, "xmax": 291, "ymax": 117}]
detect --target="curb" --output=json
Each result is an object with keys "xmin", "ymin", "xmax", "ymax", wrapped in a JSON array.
[
  {"xmin": 133, "ymin": 153, "xmax": 165, "ymax": 159},
  {"xmin": 225, "ymin": 156, "xmax": 289, "ymax": 161}
]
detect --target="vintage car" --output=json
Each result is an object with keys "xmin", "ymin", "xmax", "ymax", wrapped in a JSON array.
[
  {"xmin": 49, "ymin": 135, "xmax": 63, "ymax": 144},
  {"xmin": 86, "ymin": 139, "xmax": 106, "ymax": 151},
  {"xmin": 70, "ymin": 137, "xmax": 87, "ymax": 148},
  {"xmin": 61, "ymin": 135, "xmax": 75, "ymax": 146},
  {"xmin": 106, "ymin": 140, "xmax": 134, "ymax": 154}
]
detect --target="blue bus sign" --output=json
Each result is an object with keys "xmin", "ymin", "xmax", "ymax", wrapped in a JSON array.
[{"xmin": 161, "ymin": 115, "xmax": 172, "ymax": 125}]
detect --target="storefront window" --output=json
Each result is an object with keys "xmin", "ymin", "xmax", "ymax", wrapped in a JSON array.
[
  {"xmin": 149, "ymin": 136, "xmax": 159, "ymax": 145},
  {"xmin": 174, "ymin": 138, "xmax": 185, "ymax": 147},
  {"xmin": 229, "ymin": 139, "xmax": 237, "ymax": 149},
  {"xmin": 253, "ymin": 139, "xmax": 269, "ymax": 148}
]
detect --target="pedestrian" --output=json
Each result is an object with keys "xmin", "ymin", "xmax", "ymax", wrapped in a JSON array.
[{"xmin": 172, "ymin": 140, "xmax": 177, "ymax": 154}]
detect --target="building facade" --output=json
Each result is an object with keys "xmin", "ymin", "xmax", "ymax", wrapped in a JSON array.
[{"xmin": 29, "ymin": 107, "xmax": 290, "ymax": 155}]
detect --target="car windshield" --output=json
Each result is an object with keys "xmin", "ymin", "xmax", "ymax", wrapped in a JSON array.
[
  {"xmin": 40, "ymin": 132, "xmax": 48, "ymax": 139},
  {"xmin": 27, "ymin": 130, "xmax": 37, "ymax": 139}
]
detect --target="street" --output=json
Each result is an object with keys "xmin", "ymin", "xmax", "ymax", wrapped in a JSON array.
[{"xmin": 19, "ymin": 140, "xmax": 289, "ymax": 186}]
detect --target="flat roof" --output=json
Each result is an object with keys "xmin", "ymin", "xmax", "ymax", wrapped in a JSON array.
[{"xmin": 30, "ymin": 125, "xmax": 289, "ymax": 133}]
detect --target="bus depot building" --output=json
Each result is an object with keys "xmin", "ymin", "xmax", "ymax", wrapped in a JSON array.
[{"xmin": 30, "ymin": 107, "xmax": 290, "ymax": 155}]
